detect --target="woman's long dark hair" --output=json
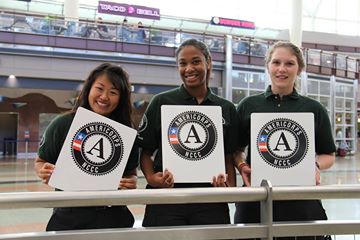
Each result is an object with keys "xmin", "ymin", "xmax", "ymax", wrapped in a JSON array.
[{"xmin": 72, "ymin": 63, "xmax": 132, "ymax": 127}]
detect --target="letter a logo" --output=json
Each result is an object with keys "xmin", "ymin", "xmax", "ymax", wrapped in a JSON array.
[
  {"xmin": 184, "ymin": 124, "xmax": 202, "ymax": 143},
  {"xmin": 273, "ymin": 132, "xmax": 292, "ymax": 151},
  {"xmin": 86, "ymin": 138, "xmax": 104, "ymax": 159}
]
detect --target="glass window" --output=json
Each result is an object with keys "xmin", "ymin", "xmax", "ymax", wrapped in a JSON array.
[
  {"xmin": 232, "ymin": 88, "xmax": 247, "ymax": 104},
  {"xmin": 307, "ymin": 50, "xmax": 321, "ymax": 65},
  {"xmin": 335, "ymin": 85, "xmax": 344, "ymax": 97},
  {"xmin": 345, "ymin": 113, "xmax": 353, "ymax": 125},
  {"xmin": 304, "ymin": 0, "xmax": 336, "ymax": 19},
  {"xmin": 335, "ymin": 98, "xmax": 344, "ymax": 110},
  {"xmin": 314, "ymin": 18, "xmax": 336, "ymax": 34},
  {"xmin": 232, "ymin": 71, "xmax": 248, "ymax": 88},
  {"xmin": 347, "ymin": 58, "xmax": 357, "ymax": 72},
  {"xmin": 307, "ymin": 80, "xmax": 318, "ymax": 94},
  {"xmin": 345, "ymin": 85, "xmax": 354, "ymax": 98},
  {"xmin": 321, "ymin": 53, "xmax": 333, "ymax": 67},
  {"xmin": 345, "ymin": 99, "xmax": 353, "ymax": 111},
  {"xmin": 337, "ymin": 21, "xmax": 359, "ymax": 36},
  {"xmin": 337, "ymin": 0, "xmax": 359, "ymax": 21},
  {"xmin": 319, "ymin": 81, "xmax": 330, "ymax": 95},
  {"xmin": 233, "ymin": 39, "xmax": 250, "ymax": 55},
  {"xmin": 249, "ymin": 73, "xmax": 266, "ymax": 89},
  {"xmin": 205, "ymin": 36, "xmax": 224, "ymax": 52},
  {"xmin": 345, "ymin": 127, "xmax": 354, "ymax": 138},
  {"xmin": 336, "ymin": 55, "xmax": 346, "ymax": 70},
  {"xmin": 250, "ymin": 42, "xmax": 267, "ymax": 57},
  {"xmin": 179, "ymin": 32, "xmax": 203, "ymax": 43},
  {"xmin": 335, "ymin": 113, "xmax": 344, "ymax": 124}
]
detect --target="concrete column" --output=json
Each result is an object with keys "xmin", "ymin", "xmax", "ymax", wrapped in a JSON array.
[
  {"xmin": 290, "ymin": 0, "xmax": 303, "ymax": 47},
  {"xmin": 224, "ymin": 35, "xmax": 233, "ymax": 101},
  {"xmin": 64, "ymin": 0, "xmax": 79, "ymax": 21}
]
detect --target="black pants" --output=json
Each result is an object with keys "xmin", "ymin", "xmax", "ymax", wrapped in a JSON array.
[
  {"xmin": 234, "ymin": 200, "xmax": 328, "ymax": 240},
  {"xmin": 46, "ymin": 205, "xmax": 134, "ymax": 231},
  {"xmin": 142, "ymin": 184, "xmax": 230, "ymax": 227},
  {"xmin": 142, "ymin": 202, "xmax": 230, "ymax": 227}
]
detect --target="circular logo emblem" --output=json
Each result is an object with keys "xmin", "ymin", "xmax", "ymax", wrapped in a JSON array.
[
  {"xmin": 212, "ymin": 17, "xmax": 220, "ymax": 25},
  {"xmin": 257, "ymin": 118, "xmax": 308, "ymax": 169},
  {"xmin": 128, "ymin": 6, "xmax": 135, "ymax": 14},
  {"xmin": 71, "ymin": 122, "xmax": 124, "ymax": 175},
  {"xmin": 168, "ymin": 111, "xmax": 217, "ymax": 161}
]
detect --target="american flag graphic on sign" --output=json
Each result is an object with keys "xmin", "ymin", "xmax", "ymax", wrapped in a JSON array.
[
  {"xmin": 169, "ymin": 127, "xmax": 179, "ymax": 144},
  {"xmin": 258, "ymin": 134, "xmax": 268, "ymax": 152},
  {"xmin": 73, "ymin": 132, "xmax": 86, "ymax": 151}
]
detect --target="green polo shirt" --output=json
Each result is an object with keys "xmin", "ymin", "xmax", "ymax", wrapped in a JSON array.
[
  {"xmin": 138, "ymin": 84, "xmax": 238, "ymax": 171},
  {"xmin": 38, "ymin": 112, "xmax": 138, "ymax": 171},
  {"xmin": 236, "ymin": 85, "xmax": 336, "ymax": 165}
]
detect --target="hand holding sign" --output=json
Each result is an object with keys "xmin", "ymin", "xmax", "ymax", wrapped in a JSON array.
[{"xmin": 161, "ymin": 105, "xmax": 225, "ymax": 183}]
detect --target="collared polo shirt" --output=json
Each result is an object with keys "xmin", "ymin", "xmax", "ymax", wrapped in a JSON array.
[
  {"xmin": 138, "ymin": 84, "xmax": 238, "ymax": 171},
  {"xmin": 236, "ymin": 85, "xmax": 336, "ymax": 165}
]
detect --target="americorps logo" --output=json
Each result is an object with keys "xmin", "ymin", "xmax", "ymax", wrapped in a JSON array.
[
  {"xmin": 71, "ymin": 122, "xmax": 124, "ymax": 175},
  {"xmin": 167, "ymin": 111, "xmax": 217, "ymax": 161},
  {"xmin": 257, "ymin": 118, "xmax": 308, "ymax": 169}
]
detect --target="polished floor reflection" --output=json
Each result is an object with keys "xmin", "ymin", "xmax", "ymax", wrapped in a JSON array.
[{"xmin": 0, "ymin": 152, "xmax": 359, "ymax": 237}]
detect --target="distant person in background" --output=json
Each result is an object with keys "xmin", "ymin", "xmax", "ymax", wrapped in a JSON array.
[
  {"xmin": 122, "ymin": 18, "xmax": 131, "ymax": 42},
  {"xmin": 96, "ymin": 17, "xmax": 108, "ymax": 33},
  {"xmin": 136, "ymin": 21, "xmax": 146, "ymax": 43},
  {"xmin": 237, "ymin": 40, "xmax": 250, "ymax": 54},
  {"xmin": 35, "ymin": 63, "xmax": 138, "ymax": 231}
]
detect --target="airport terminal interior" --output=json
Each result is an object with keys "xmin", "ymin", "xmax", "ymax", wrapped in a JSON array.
[{"xmin": 1, "ymin": 0, "xmax": 360, "ymax": 239}]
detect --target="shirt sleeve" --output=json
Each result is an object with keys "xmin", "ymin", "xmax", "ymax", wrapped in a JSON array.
[
  {"xmin": 137, "ymin": 95, "xmax": 161, "ymax": 152},
  {"xmin": 315, "ymin": 104, "xmax": 336, "ymax": 154},
  {"xmin": 236, "ymin": 99, "xmax": 251, "ymax": 149},
  {"xmin": 38, "ymin": 115, "xmax": 72, "ymax": 164},
  {"xmin": 124, "ymin": 138, "xmax": 139, "ymax": 171},
  {"xmin": 223, "ymin": 103, "xmax": 239, "ymax": 154}
]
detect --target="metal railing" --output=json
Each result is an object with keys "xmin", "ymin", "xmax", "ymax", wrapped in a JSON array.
[{"xmin": 0, "ymin": 181, "xmax": 360, "ymax": 239}]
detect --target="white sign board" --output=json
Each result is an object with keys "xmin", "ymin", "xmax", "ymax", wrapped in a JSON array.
[
  {"xmin": 251, "ymin": 113, "xmax": 315, "ymax": 186},
  {"xmin": 49, "ymin": 107, "xmax": 137, "ymax": 191},
  {"xmin": 161, "ymin": 105, "xmax": 225, "ymax": 183}
]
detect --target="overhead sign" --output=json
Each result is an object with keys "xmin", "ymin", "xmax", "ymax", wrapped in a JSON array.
[
  {"xmin": 98, "ymin": 1, "xmax": 160, "ymax": 20},
  {"xmin": 161, "ymin": 105, "xmax": 225, "ymax": 183},
  {"xmin": 211, "ymin": 17, "xmax": 255, "ymax": 29},
  {"xmin": 250, "ymin": 113, "xmax": 315, "ymax": 186}
]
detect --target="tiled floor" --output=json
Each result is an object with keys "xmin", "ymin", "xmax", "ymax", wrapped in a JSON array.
[{"xmin": 0, "ymin": 152, "xmax": 360, "ymax": 236}]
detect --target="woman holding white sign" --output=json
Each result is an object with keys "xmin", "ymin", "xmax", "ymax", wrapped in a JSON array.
[
  {"xmin": 35, "ymin": 63, "xmax": 138, "ymax": 231},
  {"xmin": 138, "ymin": 39, "xmax": 238, "ymax": 227},
  {"xmin": 234, "ymin": 41, "xmax": 336, "ymax": 239}
]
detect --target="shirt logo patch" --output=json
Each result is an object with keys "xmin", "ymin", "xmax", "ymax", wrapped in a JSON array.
[
  {"xmin": 257, "ymin": 118, "xmax": 308, "ymax": 168},
  {"xmin": 167, "ymin": 111, "xmax": 217, "ymax": 161},
  {"xmin": 71, "ymin": 122, "xmax": 124, "ymax": 175},
  {"xmin": 138, "ymin": 114, "xmax": 148, "ymax": 133}
]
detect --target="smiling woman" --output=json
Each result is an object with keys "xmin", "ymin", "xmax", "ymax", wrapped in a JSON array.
[
  {"xmin": 233, "ymin": 41, "xmax": 336, "ymax": 240},
  {"xmin": 34, "ymin": 63, "xmax": 139, "ymax": 231},
  {"xmin": 137, "ymin": 38, "xmax": 239, "ymax": 227}
]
